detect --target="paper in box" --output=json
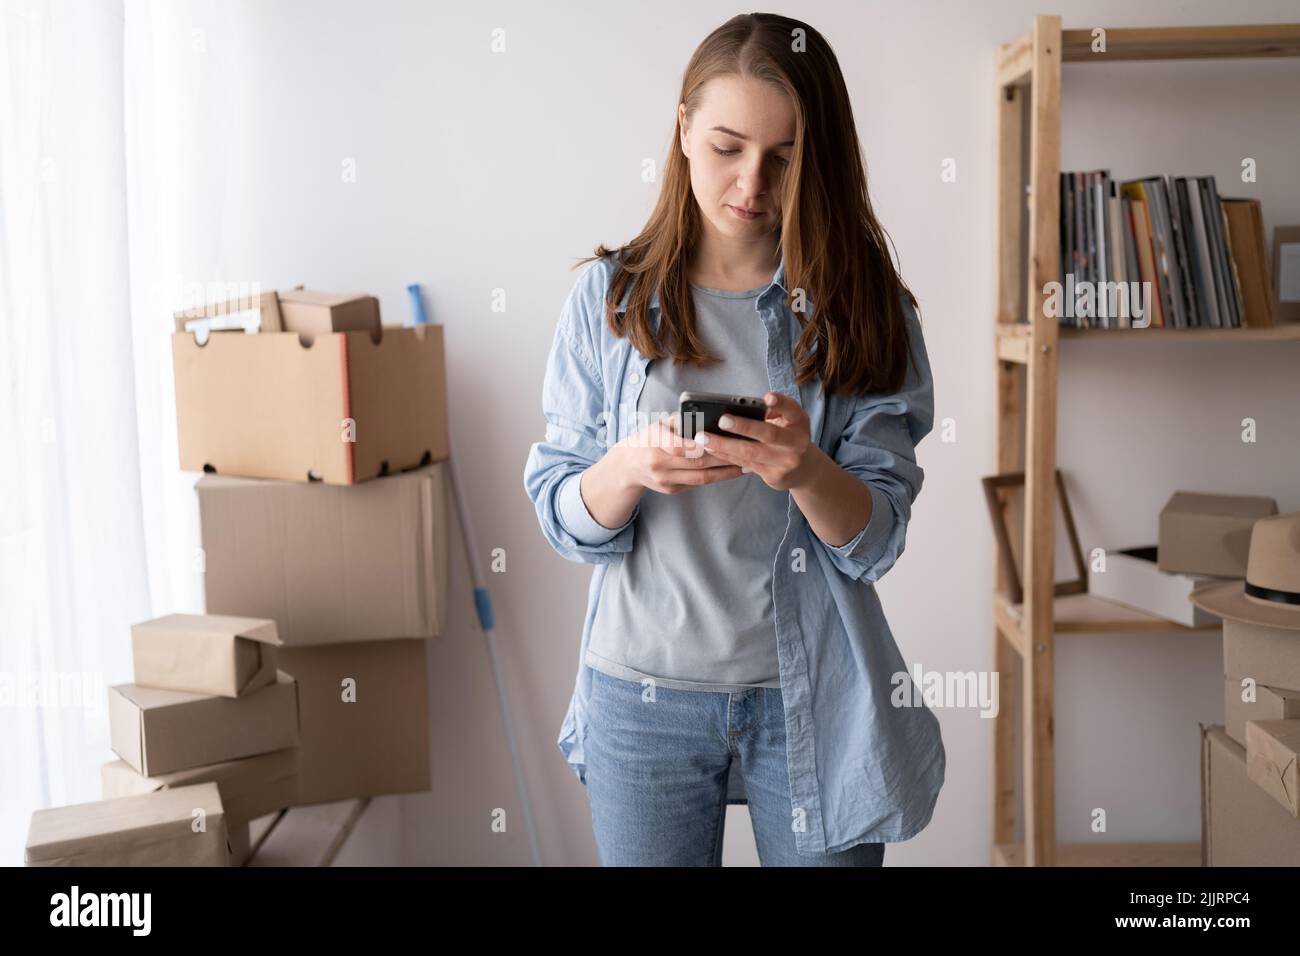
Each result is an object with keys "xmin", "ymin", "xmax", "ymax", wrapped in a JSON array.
[
  {"xmin": 109, "ymin": 671, "xmax": 300, "ymax": 776},
  {"xmin": 1201, "ymin": 724, "xmax": 1300, "ymax": 866},
  {"xmin": 131, "ymin": 612, "xmax": 281, "ymax": 697},
  {"xmin": 197, "ymin": 462, "xmax": 449, "ymax": 646},
  {"xmin": 174, "ymin": 289, "xmax": 283, "ymax": 337},
  {"xmin": 26, "ymin": 781, "xmax": 228, "ymax": 866},
  {"xmin": 172, "ymin": 322, "xmax": 448, "ymax": 484},
  {"xmin": 101, "ymin": 746, "xmax": 299, "ymax": 825},
  {"xmin": 1157, "ymin": 491, "xmax": 1278, "ymax": 577},
  {"xmin": 277, "ymin": 638, "xmax": 430, "ymax": 806},
  {"xmin": 1087, "ymin": 545, "xmax": 1224, "ymax": 627}
]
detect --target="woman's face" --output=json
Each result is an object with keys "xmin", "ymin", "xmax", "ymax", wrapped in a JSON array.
[{"xmin": 679, "ymin": 75, "xmax": 795, "ymax": 241}]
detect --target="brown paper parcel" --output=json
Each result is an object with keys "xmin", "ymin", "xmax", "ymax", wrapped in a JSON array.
[
  {"xmin": 26, "ymin": 781, "xmax": 228, "ymax": 866},
  {"xmin": 109, "ymin": 670, "xmax": 300, "ymax": 776},
  {"xmin": 101, "ymin": 746, "xmax": 299, "ymax": 824},
  {"xmin": 131, "ymin": 612, "xmax": 282, "ymax": 698}
]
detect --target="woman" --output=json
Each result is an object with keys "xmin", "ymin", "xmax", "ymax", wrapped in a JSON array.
[{"xmin": 523, "ymin": 12, "xmax": 944, "ymax": 866}]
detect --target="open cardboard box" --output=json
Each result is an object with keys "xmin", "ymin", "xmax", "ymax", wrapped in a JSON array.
[{"xmin": 172, "ymin": 290, "xmax": 448, "ymax": 484}]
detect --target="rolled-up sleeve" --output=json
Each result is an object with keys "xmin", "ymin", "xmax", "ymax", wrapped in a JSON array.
[
  {"xmin": 522, "ymin": 262, "xmax": 639, "ymax": 563},
  {"xmin": 815, "ymin": 294, "xmax": 934, "ymax": 583}
]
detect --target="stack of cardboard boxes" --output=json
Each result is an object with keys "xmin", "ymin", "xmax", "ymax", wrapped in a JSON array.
[
  {"xmin": 27, "ymin": 613, "xmax": 298, "ymax": 866},
  {"xmin": 175, "ymin": 288, "xmax": 452, "ymax": 814},
  {"xmin": 1190, "ymin": 508, "xmax": 1300, "ymax": 866},
  {"xmin": 103, "ymin": 613, "xmax": 301, "ymax": 865},
  {"xmin": 25, "ymin": 287, "xmax": 452, "ymax": 866}
]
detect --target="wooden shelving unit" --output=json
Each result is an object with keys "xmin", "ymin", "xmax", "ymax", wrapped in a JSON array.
[{"xmin": 991, "ymin": 16, "xmax": 1300, "ymax": 867}]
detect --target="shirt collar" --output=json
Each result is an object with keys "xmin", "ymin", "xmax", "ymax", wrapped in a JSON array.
[{"xmin": 617, "ymin": 250, "xmax": 791, "ymax": 313}]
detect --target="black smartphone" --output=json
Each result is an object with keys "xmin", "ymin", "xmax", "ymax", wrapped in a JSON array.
[{"xmin": 679, "ymin": 390, "xmax": 768, "ymax": 443}]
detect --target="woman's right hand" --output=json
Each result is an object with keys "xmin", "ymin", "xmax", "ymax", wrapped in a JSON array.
[
  {"xmin": 614, "ymin": 411, "xmax": 745, "ymax": 494},
  {"xmin": 578, "ymin": 413, "xmax": 744, "ymax": 530}
]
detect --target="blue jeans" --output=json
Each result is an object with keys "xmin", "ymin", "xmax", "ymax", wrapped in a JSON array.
[{"xmin": 584, "ymin": 667, "xmax": 886, "ymax": 867}]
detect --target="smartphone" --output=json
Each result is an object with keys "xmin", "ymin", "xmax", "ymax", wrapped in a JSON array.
[{"xmin": 679, "ymin": 390, "xmax": 767, "ymax": 443}]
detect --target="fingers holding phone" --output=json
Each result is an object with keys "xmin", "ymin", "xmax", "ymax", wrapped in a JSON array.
[{"xmin": 615, "ymin": 411, "xmax": 744, "ymax": 495}]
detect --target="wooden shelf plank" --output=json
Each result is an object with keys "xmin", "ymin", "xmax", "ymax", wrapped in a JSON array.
[
  {"xmin": 1062, "ymin": 24, "xmax": 1300, "ymax": 62},
  {"xmin": 994, "ymin": 841, "xmax": 1202, "ymax": 867},
  {"xmin": 1059, "ymin": 323, "xmax": 1300, "ymax": 342},
  {"xmin": 998, "ymin": 591, "xmax": 1220, "ymax": 634},
  {"xmin": 998, "ymin": 322, "xmax": 1300, "ymax": 343}
]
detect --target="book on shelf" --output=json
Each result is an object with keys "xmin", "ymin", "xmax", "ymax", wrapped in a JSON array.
[{"xmin": 1055, "ymin": 171, "xmax": 1271, "ymax": 331}]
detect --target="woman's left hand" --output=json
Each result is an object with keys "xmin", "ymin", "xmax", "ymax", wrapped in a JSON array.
[{"xmin": 693, "ymin": 391, "xmax": 822, "ymax": 492}]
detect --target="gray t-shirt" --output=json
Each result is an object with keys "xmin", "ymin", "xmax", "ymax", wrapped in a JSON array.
[{"xmin": 584, "ymin": 281, "xmax": 790, "ymax": 692}]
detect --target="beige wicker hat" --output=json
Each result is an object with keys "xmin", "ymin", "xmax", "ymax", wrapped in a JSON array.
[{"xmin": 1190, "ymin": 511, "xmax": 1300, "ymax": 631}]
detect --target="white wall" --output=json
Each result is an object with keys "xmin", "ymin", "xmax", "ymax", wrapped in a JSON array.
[{"xmin": 126, "ymin": 0, "xmax": 1300, "ymax": 865}]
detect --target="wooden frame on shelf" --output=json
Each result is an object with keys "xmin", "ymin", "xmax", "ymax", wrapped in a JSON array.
[{"xmin": 982, "ymin": 469, "xmax": 1086, "ymax": 606}]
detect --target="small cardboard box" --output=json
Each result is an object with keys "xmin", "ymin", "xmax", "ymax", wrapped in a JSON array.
[
  {"xmin": 1223, "ymin": 617, "xmax": 1300, "ymax": 695},
  {"xmin": 131, "ymin": 613, "xmax": 281, "ymax": 698},
  {"xmin": 109, "ymin": 671, "xmax": 300, "ymax": 776},
  {"xmin": 1158, "ymin": 491, "xmax": 1278, "ymax": 577},
  {"xmin": 277, "ymin": 638, "xmax": 430, "ymax": 806},
  {"xmin": 172, "ymin": 323, "xmax": 448, "ymax": 484},
  {"xmin": 278, "ymin": 290, "xmax": 381, "ymax": 340},
  {"xmin": 101, "ymin": 746, "xmax": 299, "ymax": 826},
  {"xmin": 1223, "ymin": 676, "xmax": 1300, "ymax": 747},
  {"xmin": 1201, "ymin": 723, "xmax": 1300, "ymax": 866},
  {"xmin": 197, "ymin": 462, "xmax": 449, "ymax": 646},
  {"xmin": 26, "ymin": 781, "xmax": 229, "ymax": 867},
  {"xmin": 1246, "ymin": 719, "xmax": 1300, "ymax": 817},
  {"xmin": 1088, "ymin": 545, "xmax": 1225, "ymax": 627}
]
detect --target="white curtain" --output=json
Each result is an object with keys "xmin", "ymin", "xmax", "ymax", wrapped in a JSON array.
[
  {"xmin": 0, "ymin": 0, "xmax": 150, "ymax": 866},
  {"xmin": 0, "ymin": 0, "xmax": 211, "ymax": 866}
]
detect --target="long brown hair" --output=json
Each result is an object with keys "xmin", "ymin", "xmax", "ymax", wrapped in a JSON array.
[{"xmin": 577, "ymin": 12, "xmax": 918, "ymax": 399}]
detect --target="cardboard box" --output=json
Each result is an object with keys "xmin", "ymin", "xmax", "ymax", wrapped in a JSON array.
[
  {"xmin": 1201, "ymin": 724, "xmax": 1300, "ymax": 866},
  {"xmin": 277, "ymin": 639, "xmax": 430, "ymax": 806},
  {"xmin": 278, "ymin": 290, "xmax": 381, "ymax": 340},
  {"xmin": 1223, "ymin": 617, "xmax": 1300, "ymax": 694},
  {"xmin": 1088, "ymin": 545, "xmax": 1225, "ymax": 627},
  {"xmin": 101, "ymin": 746, "xmax": 299, "ymax": 825},
  {"xmin": 174, "ymin": 289, "xmax": 284, "ymax": 338},
  {"xmin": 1223, "ymin": 676, "xmax": 1300, "ymax": 747},
  {"xmin": 26, "ymin": 781, "xmax": 229, "ymax": 866},
  {"xmin": 131, "ymin": 612, "xmax": 281, "ymax": 698},
  {"xmin": 172, "ymin": 323, "xmax": 448, "ymax": 484},
  {"xmin": 1158, "ymin": 491, "xmax": 1278, "ymax": 577},
  {"xmin": 197, "ymin": 462, "xmax": 449, "ymax": 646},
  {"xmin": 109, "ymin": 671, "xmax": 300, "ymax": 776},
  {"xmin": 1246, "ymin": 719, "xmax": 1300, "ymax": 817}
]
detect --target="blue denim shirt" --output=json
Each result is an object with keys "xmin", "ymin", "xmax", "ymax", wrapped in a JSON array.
[{"xmin": 522, "ymin": 253, "xmax": 945, "ymax": 853}]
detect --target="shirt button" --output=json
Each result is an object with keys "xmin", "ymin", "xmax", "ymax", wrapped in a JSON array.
[{"xmin": 628, "ymin": 371, "xmax": 641, "ymax": 384}]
